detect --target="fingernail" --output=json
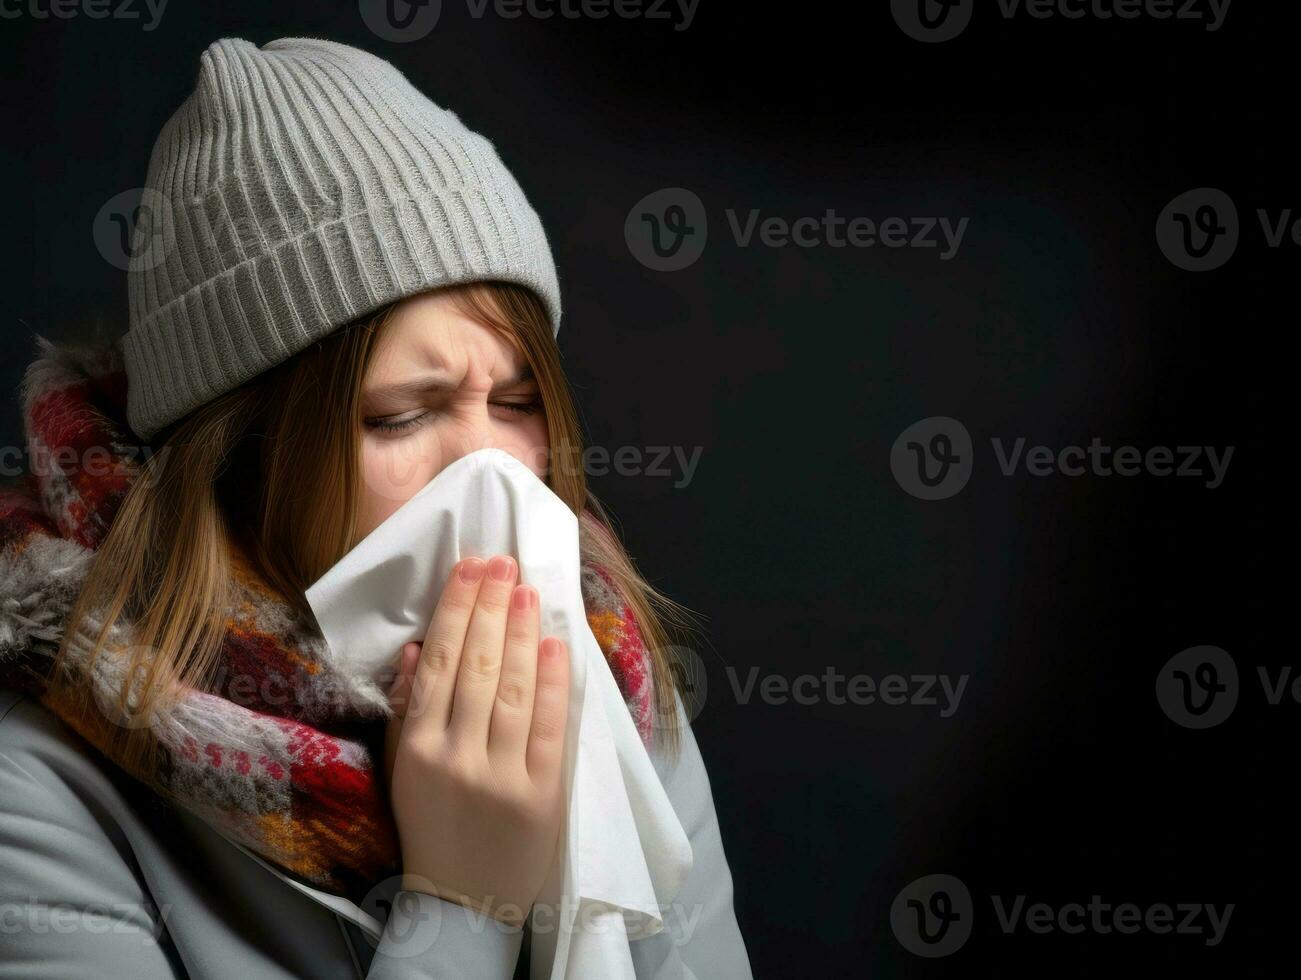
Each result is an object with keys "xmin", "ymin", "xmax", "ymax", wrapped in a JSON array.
[
  {"xmin": 459, "ymin": 558, "xmax": 486, "ymax": 583},
  {"xmin": 512, "ymin": 585, "xmax": 534, "ymax": 611},
  {"xmin": 488, "ymin": 555, "xmax": 516, "ymax": 581}
]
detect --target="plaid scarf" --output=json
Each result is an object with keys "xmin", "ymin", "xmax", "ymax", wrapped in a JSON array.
[{"xmin": 0, "ymin": 338, "xmax": 655, "ymax": 903}]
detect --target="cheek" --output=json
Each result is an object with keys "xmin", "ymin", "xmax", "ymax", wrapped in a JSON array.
[
  {"xmin": 357, "ymin": 433, "xmax": 446, "ymax": 534},
  {"xmin": 494, "ymin": 415, "xmax": 551, "ymax": 479}
]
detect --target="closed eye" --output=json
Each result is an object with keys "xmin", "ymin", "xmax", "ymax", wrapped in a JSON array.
[
  {"xmin": 492, "ymin": 398, "xmax": 542, "ymax": 416},
  {"xmin": 363, "ymin": 398, "xmax": 543, "ymax": 434},
  {"xmin": 363, "ymin": 410, "xmax": 429, "ymax": 434}
]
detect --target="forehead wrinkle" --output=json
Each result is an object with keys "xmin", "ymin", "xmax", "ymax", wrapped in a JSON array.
[{"xmin": 364, "ymin": 323, "xmax": 533, "ymax": 401}]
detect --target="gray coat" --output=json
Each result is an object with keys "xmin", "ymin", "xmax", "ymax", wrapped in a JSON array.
[{"xmin": 0, "ymin": 687, "xmax": 751, "ymax": 979}]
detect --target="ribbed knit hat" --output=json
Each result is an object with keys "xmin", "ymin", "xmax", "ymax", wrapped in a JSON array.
[{"xmin": 123, "ymin": 36, "xmax": 561, "ymax": 440}]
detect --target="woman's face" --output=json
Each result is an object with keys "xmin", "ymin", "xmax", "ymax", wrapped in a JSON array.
[{"xmin": 355, "ymin": 288, "xmax": 549, "ymax": 540}]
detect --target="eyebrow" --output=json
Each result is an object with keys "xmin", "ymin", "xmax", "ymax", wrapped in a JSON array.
[{"xmin": 363, "ymin": 365, "xmax": 536, "ymax": 401}]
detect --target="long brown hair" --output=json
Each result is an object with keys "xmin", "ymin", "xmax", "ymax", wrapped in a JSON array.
[{"xmin": 51, "ymin": 281, "xmax": 696, "ymax": 776}]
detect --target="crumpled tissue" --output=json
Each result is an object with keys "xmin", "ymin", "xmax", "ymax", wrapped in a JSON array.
[{"xmin": 304, "ymin": 447, "xmax": 693, "ymax": 978}]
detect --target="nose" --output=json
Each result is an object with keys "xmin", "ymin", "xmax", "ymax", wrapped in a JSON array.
[
  {"xmin": 371, "ymin": 400, "xmax": 499, "ymax": 501},
  {"xmin": 436, "ymin": 398, "xmax": 499, "ymax": 469}
]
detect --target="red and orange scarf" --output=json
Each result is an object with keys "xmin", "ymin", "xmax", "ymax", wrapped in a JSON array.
[{"xmin": 0, "ymin": 338, "xmax": 655, "ymax": 903}]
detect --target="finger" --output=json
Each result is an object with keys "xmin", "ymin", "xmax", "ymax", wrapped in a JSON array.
[
  {"xmin": 488, "ymin": 583, "xmax": 540, "ymax": 762},
  {"xmin": 409, "ymin": 557, "xmax": 487, "ymax": 732},
  {"xmin": 526, "ymin": 637, "xmax": 570, "ymax": 781},
  {"xmin": 387, "ymin": 641, "xmax": 422, "ymax": 722},
  {"xmin": 447, "ymin": 554, "xmax": 519, "ymax": 747}
]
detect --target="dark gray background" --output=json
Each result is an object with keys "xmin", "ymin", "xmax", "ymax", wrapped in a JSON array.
[{"xmin": 1, "ymin": 2, "xmax": 1287, "ymax": 975}]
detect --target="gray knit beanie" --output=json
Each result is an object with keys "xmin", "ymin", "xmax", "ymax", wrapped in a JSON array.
[{"xmin": 123, "ymin": 36, "xmax": 561, "ymax": 441}]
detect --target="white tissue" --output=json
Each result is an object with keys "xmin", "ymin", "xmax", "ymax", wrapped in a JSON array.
[{"xmin": 304, "ymin": 448, "xmax": 693, "ymax": 979}]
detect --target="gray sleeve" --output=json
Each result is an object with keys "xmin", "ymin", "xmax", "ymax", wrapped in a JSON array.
[
  {"xmin": 367, "ymin": 891, "xmax": 523, "ymax": 979},
  {"xmin": 0, "ymin": 689, "xmax": 746, "ymax": 980},
  {"xmin": 0, "ymin": 694, "xmax": 523, "ymax": 980},
  {"xmin": 631, "ymin": 693, "xmax": 754, "ymax": 980},
  {"xmin": 0, "ymin": 745, "xmax": 181, "ymax": 979}
]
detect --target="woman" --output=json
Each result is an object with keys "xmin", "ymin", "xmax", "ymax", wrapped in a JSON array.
[{"xmin": 0, "ymin": 36, "xmax": 750, "ymax": 979}]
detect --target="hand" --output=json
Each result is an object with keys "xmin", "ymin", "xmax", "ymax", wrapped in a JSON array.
[{"xmin": 383, "ymin": 554, "xmax": 570, "ymax": 927}]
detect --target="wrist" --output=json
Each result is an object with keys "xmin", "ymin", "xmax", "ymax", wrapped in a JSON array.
[{"xmin": 399, "ymin": 874, "xmax": 528, "ymax": 928}]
